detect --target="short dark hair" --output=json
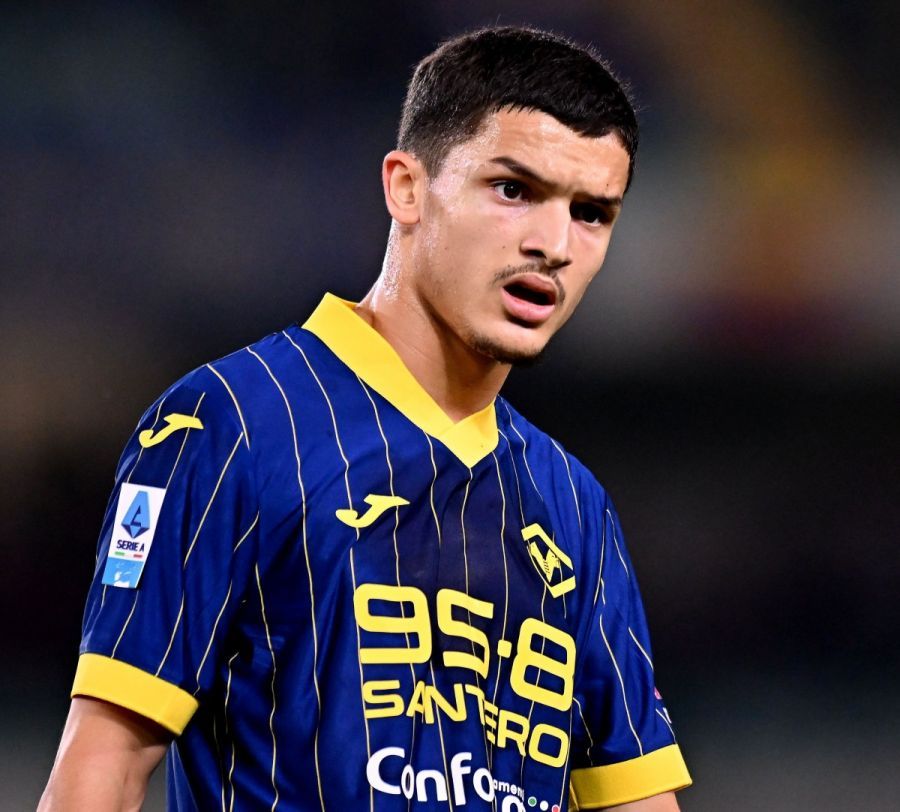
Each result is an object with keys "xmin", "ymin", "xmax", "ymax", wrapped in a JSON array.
[{"xmin": 398, "ymin": 26, "xmax": 639, "ymax": 188}]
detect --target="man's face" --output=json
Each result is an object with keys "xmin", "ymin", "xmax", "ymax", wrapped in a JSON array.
[{"xmin": 410, "ymin": 107, "xmax": 631, "ymax": 365}]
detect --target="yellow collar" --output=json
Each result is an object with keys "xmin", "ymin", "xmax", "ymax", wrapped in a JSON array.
[{"xmin": 302, "ymin": 293, "xmax": 498, "ymax": 468}]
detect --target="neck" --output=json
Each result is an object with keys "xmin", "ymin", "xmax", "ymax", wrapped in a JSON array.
[{"xmin": 356, "ymin": 279, "xmax": 510, "ymax": 423}]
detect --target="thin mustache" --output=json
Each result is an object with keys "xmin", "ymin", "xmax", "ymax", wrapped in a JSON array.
[{"xmin": 492, "ymin": 264, "xmax": 566, "ymax": 305}]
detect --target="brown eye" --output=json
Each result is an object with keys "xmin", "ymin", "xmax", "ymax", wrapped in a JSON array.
[
  {"xmin": 571, "ymin": 202, "xmax": 611, "ymax": 225},
  {"xmin": 494, "ymin": 181, "xmax": 527, "ymax": 201}
]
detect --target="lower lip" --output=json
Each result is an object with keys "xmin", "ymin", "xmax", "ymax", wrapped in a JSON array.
[{"xmin": 500, "ymin": 287, "xmax": 556, "ymax": 325}]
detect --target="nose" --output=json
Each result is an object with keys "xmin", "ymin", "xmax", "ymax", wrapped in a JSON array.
[{"xmin": 519, "ymin": 201, "xmax": 572, "ymax": 269}]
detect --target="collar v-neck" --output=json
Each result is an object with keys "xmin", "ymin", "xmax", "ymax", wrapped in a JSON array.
[{"xmin": 302, "ymin": 293, "xmax": 499, "ymax": 468}]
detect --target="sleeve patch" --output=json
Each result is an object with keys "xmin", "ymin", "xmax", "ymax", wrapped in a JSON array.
[{"xmin": 101, "ymin": 483, "xmax": 167, "ymax": 589}]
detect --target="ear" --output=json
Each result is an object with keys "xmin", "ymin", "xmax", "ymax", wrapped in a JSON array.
[{"xmin": 382, "ymin": 150, "xmax": 424, "ymax": 225}]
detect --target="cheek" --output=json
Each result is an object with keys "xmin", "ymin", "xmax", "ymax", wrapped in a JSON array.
[
  {"xmin": 428, "ymin": 196, "xmax": 486, "ymax": 246},
  {"xmin": 574, "ymin": 230, "xmax": 613, "ymax": 276},
  {"xmin": 564, "ymin": 245, "xmax": 608, "ymax": 307},
  {"xmin": 438, "ymin": 212, "xmax": 507, "ymax": 272}
]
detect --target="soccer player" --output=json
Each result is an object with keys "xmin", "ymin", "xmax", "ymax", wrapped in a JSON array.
[{"xmin": 40, "ymin": 26, "xmax": 691, "ymax": 812}]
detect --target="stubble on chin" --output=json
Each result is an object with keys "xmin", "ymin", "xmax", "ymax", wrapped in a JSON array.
[{"xmin": 467, "ymin": 330, "xmax": 546, "ymax": 368}]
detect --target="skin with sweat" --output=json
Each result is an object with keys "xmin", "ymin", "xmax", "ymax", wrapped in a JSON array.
[{"xmin": 357, "ymin": 107, "xmax": 631, "ymax": 421}]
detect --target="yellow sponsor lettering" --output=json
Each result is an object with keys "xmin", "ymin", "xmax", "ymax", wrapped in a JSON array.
[
  {"xmin": 361, "ymin": 675, "xmax": 569, "ymax": 765},
  {"xmin": 464, "ymin": 683, "xmax": 485, "ymax": 723},
  {"xmin": 437, "ymin": 588, "xmax": 494, "ymax": 678},
  {"xmin": 509, "ymin": 617, "xmax": 575, "ymax": 711},
  {"xmin": 354, "ymin": 584, "xmax": 432, "ymax": 664},
  {"xmin": 496, "ymin": 708, "xmax": 529, "ymax": 756},
  {"xmin": 425, "ymin": 682, "xmax": 467, "ymax": 722},
  {"xmin": 482, "ymin": 700, "xmax": 498, "ymax": 744},
  {"xmin": 528, "ymin": 723, "xmax": 569, "ymax": 768},
  {"xmin": 405, "ymin": 680, "xmax": 433, "ymax": 723},
  {"xmin": 362, "ymin": 679, "xmax": 404, "ymax": 719}
]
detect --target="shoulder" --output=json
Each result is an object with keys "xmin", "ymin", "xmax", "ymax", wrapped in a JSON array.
[
  {"xmin": 124, "ymin": 326, "xmax": 311, "ymax": 462},
  {"xmin": 156, "ymin": 324, "xmax": 329, "ymax": 445},
  {"xmin": 497, "ymin": 396, "xmax": 611, "ymax": 513}
]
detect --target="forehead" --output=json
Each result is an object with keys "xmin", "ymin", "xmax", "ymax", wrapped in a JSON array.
[{"xmin": 439, "ymin": 107, "xmax": 631, "ymax": 198}]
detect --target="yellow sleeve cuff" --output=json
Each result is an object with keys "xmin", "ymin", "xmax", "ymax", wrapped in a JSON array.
[
  {"xmin": 569, "ymin": 744, "xmax": 692, "ymax": 809},
  {"xmin": 72, "ymin": 653, "xmax": 199, "ymax": 735}
]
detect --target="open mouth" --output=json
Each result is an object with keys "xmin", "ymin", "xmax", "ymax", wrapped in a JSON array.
[
  {"xmin": 500, "ymin": 275, "xmax": 560, "ymax": 326},
  {"xmin": 503, "ymin": 281, "xmax": 556, "ymax": 307}
]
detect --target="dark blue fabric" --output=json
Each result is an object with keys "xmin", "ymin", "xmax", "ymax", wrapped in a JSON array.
[{"xmin": 80, "ymin": 319, "xmax": 678, "ymax": 811}]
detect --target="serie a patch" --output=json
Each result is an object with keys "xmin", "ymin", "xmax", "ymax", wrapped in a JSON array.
[{"xmin": 101, "ymin": 483, "xmax": 167, "ymax": 588}]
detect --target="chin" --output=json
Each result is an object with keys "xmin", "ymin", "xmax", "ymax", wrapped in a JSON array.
[{"xmin": 468, "ymin": 331, "xmax": 547, "ymax": 368}]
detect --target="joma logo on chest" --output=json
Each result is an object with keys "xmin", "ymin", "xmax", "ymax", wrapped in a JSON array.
[{"xmin": 335, "ymin": 494, "xmax": 409, "ymax": 528}]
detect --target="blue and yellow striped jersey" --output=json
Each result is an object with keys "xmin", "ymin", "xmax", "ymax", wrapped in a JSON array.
[{"xmin": 75, "ymin": 293, "xmax": 691, "ymax": 810}]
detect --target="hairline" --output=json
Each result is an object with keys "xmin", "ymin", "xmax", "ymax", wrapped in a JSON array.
[{"xmin": 410, "ymin": 103, "xmax": 633, "ymax": 184}]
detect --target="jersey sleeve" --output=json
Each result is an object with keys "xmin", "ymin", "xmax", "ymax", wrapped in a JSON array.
[
  {"xmin": 72, "ymin": 370, "xmax": 260, "ymax": 735},
  {"xmin": 569, "ymin": 495, "xmax": 691, "ymax": 809}
]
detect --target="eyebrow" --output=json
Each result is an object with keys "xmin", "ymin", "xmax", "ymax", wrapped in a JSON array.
[{"xmin": 487, "ymin": 156, "xmax": 623, "ymax": 211}]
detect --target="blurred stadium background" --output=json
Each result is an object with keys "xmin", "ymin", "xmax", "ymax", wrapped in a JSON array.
[{"xmin": 2, "ymin": 2, "xmax": 898, "ymax": 809}]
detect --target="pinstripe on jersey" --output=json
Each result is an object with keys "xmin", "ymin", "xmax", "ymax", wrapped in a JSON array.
[{"xmin": 74, "ymin": 293, "xmax": 690, "ymax": 810}]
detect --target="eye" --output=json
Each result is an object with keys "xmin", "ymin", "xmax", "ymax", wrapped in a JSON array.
[
  {"xmin": 571, "ymin": 202, "xmax": 612, "ymax": 226},
  {"xmin": 492, "ymin": 180, "xmax": 529, "ymax": 202}
]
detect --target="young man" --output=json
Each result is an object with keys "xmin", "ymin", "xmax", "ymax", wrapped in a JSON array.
[{"xmin": 41, "ymin": 26, "xmax": 691, "ymax": 812}]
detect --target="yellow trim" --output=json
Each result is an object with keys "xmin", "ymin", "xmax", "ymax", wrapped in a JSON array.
[
  {"xmin": 302, "ymin": 294, "xmax": 498, "ymax": 467},
  {"xmin": 569, "ymin": 744, "xmax": 692, "ymax": 809},
  {"xmin": 72, "ymin": 653, "xmax": 198, "ymax": 735}
]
